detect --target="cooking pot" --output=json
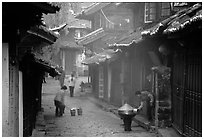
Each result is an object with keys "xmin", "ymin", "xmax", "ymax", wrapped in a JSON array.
[
  {"xmin": 118, "ymin": 103, "xmax": 136, "ymax": 116},
  {"xmin": 118, "ymin": 103, "xmax": 137, "ymax": 131}
]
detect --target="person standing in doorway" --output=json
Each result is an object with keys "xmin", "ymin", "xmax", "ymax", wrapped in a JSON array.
[{"xmin": 68, "ymin": 73, "xmax": 76, "ymax": 97}]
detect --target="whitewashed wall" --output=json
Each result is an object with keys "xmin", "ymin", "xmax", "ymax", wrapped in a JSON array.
[{"xmin": 2, "ymin": 43, "xmax": 9, "ymax": 136}]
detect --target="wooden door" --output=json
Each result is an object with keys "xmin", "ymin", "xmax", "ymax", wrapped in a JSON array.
[
  {"xmin": 172, "ymin": 48, "xmax": 202, "ymax": 137},
  {"xmin": 172, "ymin": 51, "xmax": 185, "ymax": 134},
  {"xmin": 183, "ymin": 50, "xmax": 202, "ymax": 137}
]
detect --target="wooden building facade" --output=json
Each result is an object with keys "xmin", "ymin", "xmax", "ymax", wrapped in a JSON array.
[
  {"xmin": 2, "ymin": 2, "xmax": 60, "ymax": 136},
  {"xmin": 78, "ymin": 2, "xmax": 202, "ymax": 136}
]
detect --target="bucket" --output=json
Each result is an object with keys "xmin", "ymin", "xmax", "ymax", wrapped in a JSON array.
[
  {"xmin": 70, "ymin": 108, "xmax": 76, "ymax": 116},
  {"xmin": 77, "ymin": 108, "xmax": 82, "ymax": 116}
]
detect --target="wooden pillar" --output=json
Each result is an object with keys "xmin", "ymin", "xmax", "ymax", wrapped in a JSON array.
[
  {"xmin": 121, "ymin": 58, "xmax": 125, "ymax": 105},
  {"xmin": 2, "ymin": 43, "xmax": 10, "ymax": 136},
  {"xmin": 9, "ymin": 63, "xmax": 19, "ymax": 136},
  {"xmin": 8, "ymin": 28, "xmax": 19, "ymax": 136},
  {"xmin": 107, "ymin": 63, "xmax": 112, "ymax": 102},
  {"xmin": 154, "ymin": 71, "xmax": 159, "ymax": 133},
  {"xmin": 19, "ymin": 71, "xmax": 23, "ymax": 137},
  {"xmin": 152, "ymin": 66, "xmax": 172, "ymax": 131},
  {"xmin": 37, "ymin": 72, "xmax": 44, "ymax": 111},
  {"xmin": 88, "ymin": 65, "xmax": 90, "ymax": 83}
]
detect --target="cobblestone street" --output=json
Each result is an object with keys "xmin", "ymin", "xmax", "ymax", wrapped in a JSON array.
[
  {"xmin": 3, "ymin": 2, "xmax": 201, "ymax": 137},
  {"xmin": 39, "ymin": 77, "xmax": 157, "ymax": 137}
]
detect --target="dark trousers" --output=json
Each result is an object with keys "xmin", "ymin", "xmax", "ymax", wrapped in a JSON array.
[
  {"xmin": 147, "ymin": 101, "xmax": 155, "ymax": 121},
  {"xmin": 54, "ymin": 100, "xmax": 65, "ymax": 116},
  {"xmin": 43, "ymin": 77, "xmax": 46, "ymax": 83},
  {"xmin": 69, "ymin": 86, "xmax": 74, "ymax": 97}
]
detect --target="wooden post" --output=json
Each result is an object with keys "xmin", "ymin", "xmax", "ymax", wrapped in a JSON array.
[
  {"xmin": 151, "ymin": 70, "xmax": 155, "ymax": 95},
  {"xmin": 121, "ymin": 58, "xmax": 125, "ymax": 105},
  {"xmin": 107, "ymin": 63, "xmax": 111, "ymax": 102},
  {"xmin": 8, "ymin": 30, "xmax": 19, "ymax": 136},
  {"xmin": 88, "ymin": 65, "xmax": 90, "ymax": 83},
  {"xmin": 2, "ymin": 43, "xmax": 10, "ymax": 136},
  {"xmin": 155, "ymin": 71, "xmax": 159, "ymax": 133},
  {"xmin": 19, "ymin": 71, "xmax": 23, "ymax": 137},
  {"xmin": 9, "ymin": 61, "xmax": 19, "ymax": 136}
]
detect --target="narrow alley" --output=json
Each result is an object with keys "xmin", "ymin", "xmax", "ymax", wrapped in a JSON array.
[
  {"xmin": 3, "ymin": 2, "xmax": 201, "ymax": 137},
  {"xmin": 38, "ymin": 77, "xmax": 157, "ymax": 137}
]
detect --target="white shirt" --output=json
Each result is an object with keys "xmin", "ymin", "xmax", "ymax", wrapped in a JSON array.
[
  {"xmin": 68, "ymin": 76, "xmax": 76, "ymax": 87},
  {"xmin": 54, "ymin": 90, "xmax": 65, "ymax": 104}
]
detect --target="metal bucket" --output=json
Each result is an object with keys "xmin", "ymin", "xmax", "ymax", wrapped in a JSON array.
[
  {"xmin": 70, "ymin": 108, "xmax": 76, "ymax": 116},
  {"xmin": 77, "ymin": 108, "xmax": 82, "ymax": 116}
]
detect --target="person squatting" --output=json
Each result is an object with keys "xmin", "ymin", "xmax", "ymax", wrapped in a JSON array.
[{"xmin": 134, "ymin": 90, "xmax": 154, "ymax": 122}]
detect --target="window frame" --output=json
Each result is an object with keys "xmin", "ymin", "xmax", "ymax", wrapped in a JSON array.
[
  {"xmin": 144, "ymin": 2, "xmax": 157, "ymax": 23},
  {"xmin": 161, "ymin": 2, "xmax": 171, "ymax": 17},
  {"xmin": 99, "ymin": 10, "xmax": 133, "ymax": 31}
]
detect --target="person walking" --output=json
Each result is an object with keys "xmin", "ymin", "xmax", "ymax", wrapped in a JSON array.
[
  {"xmin": 68, "ymin": 73, "xmax": 76, "ymax": 97},
  {"xmin": 54, "ymin": 85, "xmax": 67, "ymax": 117}
]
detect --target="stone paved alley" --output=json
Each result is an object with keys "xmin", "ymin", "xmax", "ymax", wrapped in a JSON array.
[{"xmin": 34, "ymin": 76, "xmax": 157, "ymax": 137}]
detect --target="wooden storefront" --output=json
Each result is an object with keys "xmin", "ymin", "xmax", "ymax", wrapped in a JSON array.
[{"xmin": 172, "ymin": 37, "xmax": 202, "ymax": 137}]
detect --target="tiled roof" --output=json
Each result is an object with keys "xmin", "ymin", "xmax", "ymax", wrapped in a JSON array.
[
  {"xmin": 81, "ymin": 49, "xmax": 120, "ymax": 65},
  {"xmin": 141, "ymin": 3, "xmax": 202, "ymax": 37},
  {"xmin": 27, "ymin": 25, "xmax": 58, "ymax": 44},
  {"xmin": 108, "ymin": 29, "xmax": 143, "ymax": 47},
  {"xmin": 78, "ymin": 3, "xmax": 110, "ymax": 17},
  {"xmin": 49, "ymin": 19, "xmax": 91, "ymax": 31},
  {"xmin": 76, "ymin": 28, "xmax": 106, "ymax": 45},
  {"xmin": 34, "ymin": 57, "xmax": 60, "ymax": 77},
  {"xmin": 21, "ymin": 52, "xmax": 60, "ymax": 77},
  {"xmin": 48, "ymin": 23, "xmax": 67, "ymax": 31},
  {"xmin": 164, "ymin": 4, "xmax": 202, "ymax": 34}
]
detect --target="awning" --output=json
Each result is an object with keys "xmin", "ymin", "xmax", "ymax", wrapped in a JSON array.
[
  {"xmin": 20, "ymin": 52, "xmax": 60, "ymax": 77},
  {"xmin": 34, "ymin": 58, "xmax": 60, "ymax": 77},
  {"xmin": 81, "ymin": 49, "xmax": 120, "ymax": 65},
  {"xmin": 27, "ymin": 25, "xmax": 58, "ymax": 44},
  {"xmin": 141, "ymin": 3, "xmax": 202, "ymax": 38}
]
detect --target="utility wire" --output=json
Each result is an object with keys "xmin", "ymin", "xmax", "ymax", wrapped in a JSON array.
[{"xmin": 101, "ymin": 9, "xmax": 115, "ymax": 25}]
